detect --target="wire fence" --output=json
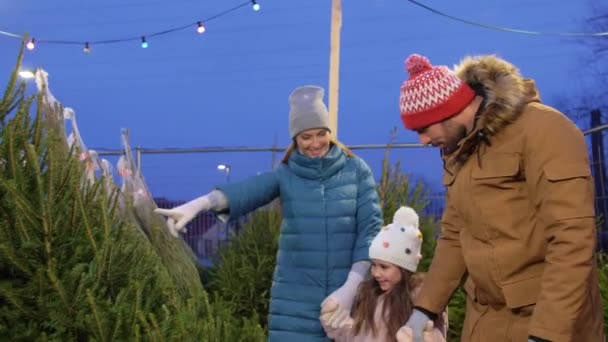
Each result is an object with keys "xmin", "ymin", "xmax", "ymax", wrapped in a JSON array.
[{"xmin": 111, "ymin": 118, "xmax": 608, "ymax": 264}]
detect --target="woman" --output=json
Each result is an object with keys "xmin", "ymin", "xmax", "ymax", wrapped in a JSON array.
[{"xmin": 155, "ymin": 85, "xmax": 383, "ymax": 341}]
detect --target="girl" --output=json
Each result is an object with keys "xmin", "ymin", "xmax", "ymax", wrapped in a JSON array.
[
  {"xmin": 155, "ymin": 85, "xmax": 383, "ymax": 341},
  {"xmin": 320, "ymin": 206, "xmax": 447, "ymax": 342}
]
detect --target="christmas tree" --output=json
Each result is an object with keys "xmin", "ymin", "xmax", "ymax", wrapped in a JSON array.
[{"xmin": 0, "ymin": 41, "xmax": 265, "ymax": 341}]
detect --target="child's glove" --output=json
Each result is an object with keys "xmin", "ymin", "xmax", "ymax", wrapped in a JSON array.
[
  {"xmin": 320, "ymin": 298, "xmax": 350, "ymax": 328},
  {"xmin": 399, "ymin": 309, "xmax": 430, "ymax": 342},
  {"xmin": 321, "ymin": 261, "xmax": 369, "ymax": 314},
  {"xmin": 320, "ymin": 298, "xmax": 353, "ymax": 338},
  {"xmin": 396, "ymin": 325, "xmax": 414, "ymax": 342},
  {"xmin": 154, "ymin": 190, "xmax": 227, "ymax": 237},
  {"xmin": 422, "ymin": 321, "xmax": 445, "ymax": 342},
  {"xmin": 320, "ymin": 297, "xmax": 339, "ymax": 316},
  {"xmin": 397, "ymin": 321, "xmax": 442, "ymax": 342},
  {"xmin": 326, "ymin": 307, "xmax": 351, "ymax": 329}
]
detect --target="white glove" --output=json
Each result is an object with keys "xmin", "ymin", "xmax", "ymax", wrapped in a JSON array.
[
  {"xmin": 320, "ymin": 297, "xmax": 339, "ymax": 317},
  {"xmin": 396, "ymin": 325, "xmax": 414, "ymax": 342},
  {"xmin": 154, "ymin": 190, "xmax": 228, "ymax": 237},
  {"xmin": 400, "ymin": 309, "xmax": 430, "ymax": 342},
  {"xmin": 320, "ymin": 298, "xmax": 353, "ymax": 337},
  {"xmin": 330, "ymin": 308, "xmax": 352, "ymax": 330},
  {"xmin": 321, "ymin": 304, "xmax": 351, "ymax": 329},
  {"xmin": 321, "ymin": 261, "xmax": 369, "ymax": 313}
]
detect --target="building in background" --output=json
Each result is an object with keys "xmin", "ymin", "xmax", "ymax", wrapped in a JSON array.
[{"xmin": 154, "ymin": 197, "xmax": 241, "ymax": 266}]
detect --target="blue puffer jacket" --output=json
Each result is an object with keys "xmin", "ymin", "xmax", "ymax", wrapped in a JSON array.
[{"xmin": 218, "ymin": 145, "xmax": 382, "ymax": 342}]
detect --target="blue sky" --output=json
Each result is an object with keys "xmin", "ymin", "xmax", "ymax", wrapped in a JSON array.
[{"xmin": 0, "ymin": 0, "xmax": 601, "ymax": 201}]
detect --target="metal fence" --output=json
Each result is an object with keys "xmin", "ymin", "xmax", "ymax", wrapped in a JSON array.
[
  {"xmin": 587, "ymin": 114, "xmax": 608, "ymax": 251},
  {"xmin": 146, "ymin": 143, "xmax": 444, "ymax": 265},
  {"xmin": 102, "ymin": 121, "xmax": 608, "ymax": 264}
]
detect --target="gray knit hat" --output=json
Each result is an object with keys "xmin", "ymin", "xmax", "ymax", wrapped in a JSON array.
[{"xmin": 288, "ymin": 85, "xmax": 330, "ymax": 139}]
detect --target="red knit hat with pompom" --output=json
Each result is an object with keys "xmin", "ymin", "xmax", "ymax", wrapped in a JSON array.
[{"xmin": 399, "ymin": 54, "xmax": 475, "ymax": 130}]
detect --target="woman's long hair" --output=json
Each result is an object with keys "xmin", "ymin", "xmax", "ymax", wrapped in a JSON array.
[
  {"xmin": 281, "ymin": 138, "xmax": 354, "ymax": 164},
  {"xmin": 351, "ymin": 269, "xmax": 423, "ymax": 342}
]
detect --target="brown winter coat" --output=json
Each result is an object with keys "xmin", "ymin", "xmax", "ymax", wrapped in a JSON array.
[{"xmin": 414, "ymin": 55, "xmax": 605, "ymax": 342}]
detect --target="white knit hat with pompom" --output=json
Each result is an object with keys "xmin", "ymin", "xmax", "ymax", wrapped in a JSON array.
[{"xmin": 369, "ymin": 206, "xmax": 423, "ymax": 272}]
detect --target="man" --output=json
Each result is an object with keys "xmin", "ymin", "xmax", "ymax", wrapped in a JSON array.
[{"xmin": 398, "ymin": 53, "xmax": 604, "ymax": 342}]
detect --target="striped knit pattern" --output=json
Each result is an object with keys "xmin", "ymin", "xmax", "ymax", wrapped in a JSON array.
[{"xmin": 399, "ymin": 54, "xmax": 475, "ymax": 130}]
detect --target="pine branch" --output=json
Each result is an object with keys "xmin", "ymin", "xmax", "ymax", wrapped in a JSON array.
[
  {"xmin": 0, "ymin": 243, "xmax": 33, "ymax": 278},
  {"xmin": 25, "ymin": 144, "xmax": 54, "ymax": 260},
  {"xmin": 0, "ymin": 281, "xmax": 32, "ymax": 318},
  {"xmin": 0, "ymin": 39, "xmax": 26, "ymax": 124},
  {"xmin": 31, "ymin": 98, "xmax": 44, "ymax": 151},
  {"xmin": 147, "ymin": 313, "xmax": 165, "ymax": 342},
  {"xmin": 75, "ymin": 187, "xmax": 98, "ymax": 254},
  {"xmin": 86, "ymin": 289, "xmax": 107, "ymax": 342},
  {"xmin": 110, "ymin": 310, "xmax": 124, "ymax": 342},
  {"xmin": 136, "ymin": 311, "xmax": 153, "ymax": 341},
  {"xmin": 1, "ymin": 84, "xmax": 26, "ymax": 126},
  {"xmin": 131, "ymin": 281, "xmax": 143, "ymax": 334},
  {"xmin": 0, "ymin": 178, "xmax": 38, "ymax": 230},
  {"xmin": 46, "ymin": 261, "xmax": 71, "ymax": 314}
]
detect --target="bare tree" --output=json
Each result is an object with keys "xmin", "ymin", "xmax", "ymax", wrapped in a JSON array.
[
  {"xmin": 581, "ymin": 0, "xmax": 608, "ymax": 99},
  {"xmin": 577, "ymin": 1, "xmax": 608, "ymax": 248},
  {"xmin": 557, "ymin": 1, "xmax": 608, "ymax": 121}
]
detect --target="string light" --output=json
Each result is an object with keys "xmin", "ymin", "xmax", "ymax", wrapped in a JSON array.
[
  {"xmin": 196, "ymin": 21, "xmax": 206, "ymax": 34},
  {"xmin": 26, "ymin": 38, "xmax": 35, "ymax": 50},
  {"xmin": 0, "ymin": 1, "xmax": 258, "ymax": 53}
]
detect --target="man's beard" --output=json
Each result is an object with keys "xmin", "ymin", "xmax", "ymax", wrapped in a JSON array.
[{"xmin": 441, "ymin": 124, "xmax": 468, "ymax": 155}]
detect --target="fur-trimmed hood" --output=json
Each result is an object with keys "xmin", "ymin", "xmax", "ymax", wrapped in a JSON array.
[{"xmin": 454, "ymin": 55, "xmax": 540, "ymax": 137}]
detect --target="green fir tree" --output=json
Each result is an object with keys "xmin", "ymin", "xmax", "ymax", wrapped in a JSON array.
[{"xmin": 0, "ymin": 41, "xmax": 265, "ymax": 341}]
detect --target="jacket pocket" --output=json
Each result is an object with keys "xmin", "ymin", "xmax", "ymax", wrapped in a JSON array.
[
  {"xmin": 542, "ymin": 161, "xmax": 595, "ymax": 219},
  {"xmin": 471, "ymin": 153, "xmax": 522, "ymax": 180},
  {"xmin": 543, "ymin": 162, "xmax": 591, "ymax": 182},
  {"xmin": 501, "ymin": 275, "xmax": 542, "ymax": 309},
  {"xmin": 469, "ymin": 154, "xmax": 526, "ymax": 239},
  {"xmin": 463, "ymin": 277, "xmax": 504, "ymax": 308}
]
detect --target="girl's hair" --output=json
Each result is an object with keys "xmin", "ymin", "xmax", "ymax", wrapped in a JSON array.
[
  {"xmin": 280, "ymin": 136, "xmax": 355, "ymax": 164},
  {"xmin": 351, "ymin": 269, "xmax": 424, "ymax": 342}
]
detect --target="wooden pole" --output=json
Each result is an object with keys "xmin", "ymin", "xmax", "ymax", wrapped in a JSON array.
[{"xmin": 328, "ymin": 0, "xmax": 342, "ymax": 139}]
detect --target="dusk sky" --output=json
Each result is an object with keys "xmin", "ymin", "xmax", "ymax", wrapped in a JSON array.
[{"xmin": 1, "ymin": 0, "xmax": 603, "ymax": 201}]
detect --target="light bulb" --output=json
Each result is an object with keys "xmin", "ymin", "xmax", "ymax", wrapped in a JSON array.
[
  {"xmin": 84, "ymin": 42, "xmax": 90, "ymax": 53},
  {"xmin": 26, "ymin": 38, "xmax": 35, "ymax": 50},
  {"xmin": 197, "ymin": 22, "xmax": 206, "ymax": 34},
  {"xmin": 141, "ymin": 36, "xmax": 148, "ymax": 48},
  {"xmin": 18, "ymin": 70, "xmax": 35, "ymax": 79},
  {"xmin": 251, "ymin": 0, "xmax": 260, "ymax": 11}
]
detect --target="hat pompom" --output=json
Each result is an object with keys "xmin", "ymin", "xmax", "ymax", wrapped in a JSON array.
[
  {"xmin": 405, "ymin": 54, "xmax": 432, "ymax": 76},
  {"xmin": 393, "ymin": 206, "xmax": 419, "ymax": 229}
]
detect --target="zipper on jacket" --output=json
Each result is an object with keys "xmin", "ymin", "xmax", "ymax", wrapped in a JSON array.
[{"xmin": 321, "ymin": 183, "xmax": 328, "ymax": 295}]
